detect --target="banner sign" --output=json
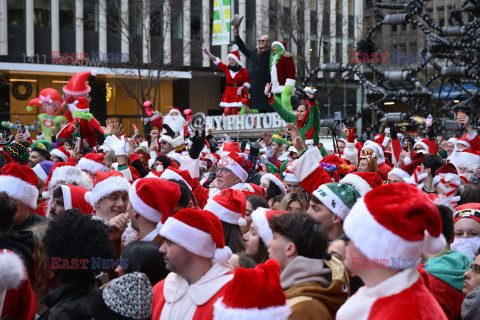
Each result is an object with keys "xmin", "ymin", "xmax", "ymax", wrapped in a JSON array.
[
  {"xmin": 202, "ymin": 113, "xmax": 288, "ymax": 131},
  {"xmin": 212, "ymin": 0, "xmax": 231, "ymax": 45}
]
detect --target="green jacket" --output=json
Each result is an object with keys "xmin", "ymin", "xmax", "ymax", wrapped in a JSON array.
[{"xmin": 269, "ymin": 97, "xmax": 320, "ymax": 146}]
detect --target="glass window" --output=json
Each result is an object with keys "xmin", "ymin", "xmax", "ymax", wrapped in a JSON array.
[
  {"xmin": 106, "ymin": 0, "xmax": 121, "ymax": 33},
  {"xmin": 128, "ymin": 1, "xmax": 142, "ymax": 35},
  {"xmin": 84, "ymin": 0, "xmax": 99, "ymax": 32},
  {"xmin": 34, "ymin": 0, "xmax": 50, "ymax": 27},
  {"xmin": 171, "ymin": 13, "xmax": 182, "ymax": 39},
  {"xmin": 7, "ymin": 0, "xmax": 24, "ymax": 25},
  {"xmin": 59, "ymin": 0, "xmax": 74, "ymax": 29}
]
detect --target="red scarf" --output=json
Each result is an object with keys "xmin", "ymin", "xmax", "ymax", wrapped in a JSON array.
[{"xmin": 296, "ymin": 102, "xmax": 310, "ymax": 128}]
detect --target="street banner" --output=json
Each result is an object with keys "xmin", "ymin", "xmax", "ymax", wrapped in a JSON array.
[{"xmin": 212, "ymin": 0, "xmax": 231, "ymax": 45}]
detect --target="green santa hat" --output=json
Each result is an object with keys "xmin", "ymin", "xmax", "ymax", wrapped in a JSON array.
[{"xmin": 312, "ymin": 183, "xmax": 361, "ymax": 220}]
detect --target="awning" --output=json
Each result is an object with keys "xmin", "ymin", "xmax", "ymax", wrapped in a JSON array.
[{"xmin": 431, "ymin": 83, "xmax": 477, "ymax": 99}]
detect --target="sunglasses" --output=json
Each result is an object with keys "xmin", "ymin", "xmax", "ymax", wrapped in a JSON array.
[
  {"xmin": 413, "ymin": 148, "xmax": 423, "ymax": 151},
  {"xmin": 258, "ymin": 39, "xmax": 268, "ymax": 43},
  {"xmin": 361, "ymin": 150, "xmax": 373, "ymax": 156}
]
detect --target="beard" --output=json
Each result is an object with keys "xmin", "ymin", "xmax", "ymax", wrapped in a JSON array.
[{"xmin": 451, "ymin": 237, "xmax": 480, "ymax": 259}]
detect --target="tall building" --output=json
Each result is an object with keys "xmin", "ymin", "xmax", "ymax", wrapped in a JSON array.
[{"xmin": 0, "ymin": 0, "xmax": 364, "ymax": 134}]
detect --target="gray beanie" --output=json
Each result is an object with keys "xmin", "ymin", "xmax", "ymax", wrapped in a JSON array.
[
  {"xmin": 91, "ymin": 272, "xmax": 153, "ymax": 320},
  {"xmin": 461, "ymin": 286, "xmax": 480, "ymax": 320}
]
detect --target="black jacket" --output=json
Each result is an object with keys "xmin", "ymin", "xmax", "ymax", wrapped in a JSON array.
[
  {"xmin": 11, "ymin": 212, "xmax": 47, "ymax": 233},
  {"xmin": 0, "ymin": 230, "xmax": 35, "ymax": 271},
  {"xmin": 39, "ymin": 281, "xmax": 99, "ymax": 320},
  {"xmin": 235, "ymin": 35, "xmax": 272, "ymax": 112}
]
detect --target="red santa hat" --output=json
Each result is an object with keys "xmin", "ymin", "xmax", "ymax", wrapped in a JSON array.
[
  {"xmin": 57, "ymin": 185, "xmax": 93, "ymax": 215},
  {"xmin": 159, "ymin": 167, "xmax": 192, "ymax": 190},
  {"xmin": 414, "ymin": 139, "xmax": 429, "ymax": 153},
  {"xmin": 63, "ymin": 70, "xmax": 97, "ymax": 96},
  {"xmin": 340, "ymin": 172, "xmax": 383, "ymax": 196},
  {"xmin": 433, "ymin": 163, "xmax": 460, "ymax": 186},
  {"xmin": 213, "ymin": 259, "xmax": 290, "ymax": 320},
  {"xmin": 388, "ymin": 152, "xmax": 424, "ymax": 181},
  {"xmin": 457, "ymin": 134, "xmax": 471, "ymax": 149},
  {"xmin": 362, "ymin": 140, "xmax": 385, "ymax": 164},
  {"xmin": 0, "ymin": 163, "xmax": 39, "ymax": 208},
  {"xmin": 374, "ymin": 135, "xmax": 390, "ymax": 148},
  {"xmin": 204, "ymin": 189, "xmax": 247, "ymax": 226},
  {"xmin": 78, "ymin": 153, "xmax": 107, "ymax": 175},
  {"xmin": 85, "ymin": 171, "xmax": 130, "ymax": 207},
  {"xmin": 72, "ymin": 97, "xmax": 90, "ymax": 113},
  {"xmin": 226, "ymin": 51, "xmax": 243, "ymax": 68},
  {"xmin": 344, "ymin": 183, "xmax": 446, "ymax": 268},
  {"xmin": 205, "ymin": 153, "xmax": 220, "ymax": 166},
  {"xmin": 220, "ymin": 142, "xmax": 242, "ymax": 156},
  {"xmin": 159, "ymin": 208, "xmax": 232, "ymax": 263},
  {"xmin": 251, "ymin": 208, "xmax": 290, "ymax": 246},
  {"xmin": 218, "ymin": 152, "xmax": 252, "ymax": 183},
  {"xmin": 271, "ymin": 41, "xmax": 287, "ymax": 51},
  {"xmin": 244, "ymin": 183, "xmax": 266, "ymax": 198},
  {"xmin": 261, "ymin": 173, "xmax": 286, "ymax": 193},
  {"xmin": 129, "ymin": 178, "xmax": 181, "ymax": 230},
  {"xmin": 42, "ymin": 162, "xmax": 81, "ymax": 198},
  {"xmin": 50, "ymin": 146, "xmax": 71, "ymax": 162},
  {"xmin": 456, "ymin": 149, "xmax": 480, "ymax": 172},
  {"xmin": 454, "ymin": 203, "xmax": 480, "ymax": 224}
]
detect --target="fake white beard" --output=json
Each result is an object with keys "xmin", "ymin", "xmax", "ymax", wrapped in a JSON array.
[
  {"xmin": 460, "ymin": 172, "xmax": 474, "ymax": 182},
  {"xmin": 163, "ymin": 114, "xmax": 184, "ymax": 134},
  {"xmin": 451, "ymin": 237, "xmax": 480, "ymax": 259}
]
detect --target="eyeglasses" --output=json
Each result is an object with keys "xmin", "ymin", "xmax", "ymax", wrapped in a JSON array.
[
  {"xmin": 217, "ymin": 168, "xmax": 231, "ymax": 175},
  {"xmin": 258, "ymin": 39, "xmax": 268, "ymax": 43},
  {"xmin": 467, "ymin": 263, "xmax": 480, "ymax": 276}
]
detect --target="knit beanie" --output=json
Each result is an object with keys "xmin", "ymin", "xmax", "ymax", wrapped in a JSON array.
[
  {"xmin": 91, "ymin": 272, "xmax": 153, "ymax": 320},
  {"xmin": 31, "ymin": 139, "xmax": 52, "ymax": 152},
  {"xmin": 462, "ymin": 286, "xmax": 480, "ymax": 320},
  {"xmin": 32, "ymin": 160, "xmax": 55, "ymax": 184},
  {"xmin": 312, "ymin": 183, "xmax": 361, "ymax": 220},
  {"xmin": 3, "ymin": 141, "xmax": 30, "ymax": 165}
]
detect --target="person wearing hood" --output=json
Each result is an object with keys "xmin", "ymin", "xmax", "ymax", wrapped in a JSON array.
[{"xmin": 267, "ymin": 213, "xmax": 349, "ymax": 319}]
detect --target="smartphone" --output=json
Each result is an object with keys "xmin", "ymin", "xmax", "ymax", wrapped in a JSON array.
[
  {"xmin": 457, "ymin": 111, "xmax": 466, "ymax": 118},
  {"xmin": 403, "ymin": 142, "xmax": 412, "ymax": 152}
]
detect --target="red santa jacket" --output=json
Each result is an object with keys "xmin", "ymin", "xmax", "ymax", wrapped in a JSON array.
[
  {"xmin": 271, "ymin": 54, "xmax": 296, "ymax": 94},
  {"xmin": 337, "ymin": 268, "xmax": 447, "ymax": 320}
]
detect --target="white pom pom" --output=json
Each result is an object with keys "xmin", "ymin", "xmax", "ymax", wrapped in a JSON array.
[
  {"xmin": 423, "ymin": 232, "xmax": 446, "ymax": 256},
  {"xmin": 42, "ymin": 190, "xmax": 50, "ymax": 199},
  {"xmin": 238, "ymin": 218, "xmax": 247, "ymax": 227},
  {"xmin": 230, "ymin": 44, "xmax": 239, "ymax": 52},
  {"xmin": 156, "ymin": 221, "xmax": 164, "ymax": 234},
  {"xmin": 403, "ymin": 157, "xmax": 412, "ymax": 165},
  {"xmin": 0, "ymin": 251, "xmax": 26, "ymax": 291},
  {"xmin": 84, "ymin": 191, "xmax": 93, "ymax": 206},
  {"xmin": 91, "ymin": 69, "xmax": 98, "ymax": 76},
  {"xmin": 214, "ymin": 246, "xmax": 232, "ymax": 264}
]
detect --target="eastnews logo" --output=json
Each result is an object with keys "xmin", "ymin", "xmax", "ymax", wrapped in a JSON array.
[
  {"xmin": 351, "ymin": 257, "xmax": 421, "ymax": 269},
  {"xmin": 351, "ymin": 51, "xmax": 427, "ymax": 64},
  {"xmin": 51, "ymin": 257, "xmax": 128, "ymax": 270}
]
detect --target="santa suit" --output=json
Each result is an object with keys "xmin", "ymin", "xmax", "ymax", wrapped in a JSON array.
[
  {"xmin": 214, "ymin": 58, "xmax": 250, "ymax": 112},
  {"xmin": 336, "ymin": 268, "xmax": 447, "ymax": 320},
  {"xmin": 271, "ymin": 54, "xmax": 296, "ymax": 94},
  {"xmin": 152, "ymin": 263, "xmax": 233, "ymax": 320}
]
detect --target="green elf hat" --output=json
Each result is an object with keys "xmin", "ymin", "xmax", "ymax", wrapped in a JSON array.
[
  {"xmin": 312, "ymin": 183, "xmax": 361, "ymax": 220},
  {"xmin": 31, "ymin": 139, "xmax": 52, "ymax": 152},
  {"xmin": 283, "ymin": 139, "xmax": 292, "ymax": 148},
  {"xmin": 265, "ymin": 161, "xmax": 279, "ymax": 174},
  {"xmin": 272, "ymin": 129, "xmax": 284, "ymax": 146}
]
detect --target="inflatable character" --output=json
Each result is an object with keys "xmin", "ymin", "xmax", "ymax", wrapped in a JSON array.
[{"xmin": 62, "ymin": 70, "xmax": 97, "ymax": 122}]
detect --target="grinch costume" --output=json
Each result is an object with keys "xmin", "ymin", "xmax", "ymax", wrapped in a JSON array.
[{"xmin": 270, "ymin": 41, "xmax": 296, "ymax": 111}]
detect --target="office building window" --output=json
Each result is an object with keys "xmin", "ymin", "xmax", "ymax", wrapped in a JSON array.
[
  {"xmin": 59, "ymin": 0, "xmax": 74, "ymax": 29},
  {"xmin": 7, "ymin": 0, "xmax": 24, "ymax": 25},
  {"xmin": 34, "ymin": 0, "xmax": 50, "ymax": 27},
  {"xmin": 84, "ymin": 0, "xmax": 99, "ymax": 32}
]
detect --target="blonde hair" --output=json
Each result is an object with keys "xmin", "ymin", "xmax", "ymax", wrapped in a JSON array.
[
  {"xmin": 27, "ymin": 222, "xmax": 53, "ymax": 303},
  {"xmin": 279, "ymin": 192, "xmax": 309, "ymax": 213}
]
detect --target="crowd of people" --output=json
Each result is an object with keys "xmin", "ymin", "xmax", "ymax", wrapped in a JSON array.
[{"xmin": 1, "ymin": 31, "xmax": 480, "ymax": 320}]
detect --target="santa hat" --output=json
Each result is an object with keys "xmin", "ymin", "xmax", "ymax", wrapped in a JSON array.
[
  {"xmin": 72, "ymin": 97, "xmax": 90, "ymax": 113},
  {"xmin": 282, "ymin": 166, "xmax": 298, "ymax": 183},
  {"xmin": 220, "ymin": 142, "xmax": 242, "ymax": 156},
  {"xmin": 447, "ymin": 137, "xmax": 458, "ymax": 145},
  {"xmin": 32, "ymin": 160, "xmax": 55, "ymax": 184},
  {"xmin": 454, "ymin": 203, "xmax": 480, "ymax": 224},
  {"xmin": 50, "ymin": 146, "xmax": 71, "ymax": 162},
  {"xmin": 362, "ymin": 140, "xmax": 385, "ymax": 164},
  {"xmin": 0, "ymin": 250, "xmax": 27, "ymax": 293},
  {"xmin": 213, "ymin": 259, "xmax": 290, "ymax": 320},
  {"xmin": 414, "ymin": 139, "xmax": 429, "ymax": 153},
  {"xmin": 218, "ymin": 152, "xmax": 252, "ymax": 183},
  {"xmin": 433, "ymin": 163, "xmax": 460, "ymax": 186},
  {"xmin": 129, "ymin": 178, "xmax": 181, "ymax": 230},
  {"xmin": 205, "ymin": 153, "xmax": 220, "ymax": 166},
  {"xmin": 271, "ymin": 41, "xmax": 286, "ymax": 51},
  {"xmin": 0, "ymin": 163, "xmax": 38, "ymax": 208},
  {"xmin": 388, "ymin": 152, "xmax": 424, "ymax": 181},
  {"xmin": 159, "ymin": 167, "xmax": 192, "ymax": 190},
  {"xmin": 340, "ymin": 172, "xmax": 383, "ymax": 196},
  {"xmin": 457, "ymin": 134, "xmax": 471, "ymax": 149},
  {"xmin": 85, "ymin": 171, "xmax": 130, "ymax": 207},
  {"xmin": 78, "ymin": 153, "xmax": 107, "ymax": 174},
  {"xmin": 456, "ymin": 149, "xmax": 480, "ymax": 172},
  {"xmin": 226, "ymin": 51, "xmax": 243, "ymax": 68},
  {"xmin": 167, "ymin": 152, "xmax": 182, "ymax": 165},
  {"xmin": 244, "ymin": 183, "xmax": 266, "ymax": 198},
  {"xmin": 344, "ymin": 183, "xmax": 446, "ymax": 268},
  {"xmin": 204, "ymin": 189, "xmax": 247, "ymax": 226},
  {"xmin": 261, "ymin": 173, "xmax": 286, "ymax": 193},
  {"xmin": 63, "ymin": 70, "xmax": 97, "ymax": 96},
  {"xmin": 312, "ymin": 183, "xmax": 361, "ymax": 220},
  {"xmin": 159, "ymin": 208, "xmax": 232, "ymax": 263},
  {"xmin": 57, "ymin": 185, "xmax": 93, "ymax": 215},
  {"xmin": 250, "ymin": 208, "xmax": 290, "ymax": 246},
  {"xmin": 374, "ymin": 135, "xmax": 390, "ymax": 148},
  {"xmin": 42, "ymin": 162, "xmax": 93, "ymax": 198}
]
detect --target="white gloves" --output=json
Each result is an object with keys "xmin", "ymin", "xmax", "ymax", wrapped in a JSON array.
[{"xmin": 105, "ymin": 135, "xmax": 127, "ymax": 156}]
